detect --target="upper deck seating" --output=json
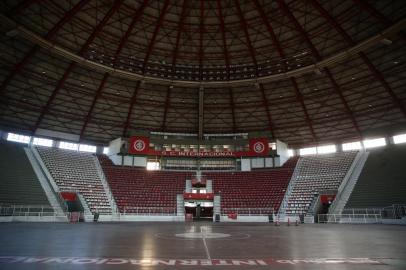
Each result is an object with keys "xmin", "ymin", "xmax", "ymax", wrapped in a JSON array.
[
  {"xmin": 37, "ymin": 147, "xmax": 111, "ymax": 214},
  {"xmin": 285, "ymin": 151, "xmax": 357, "ymax": 215}
]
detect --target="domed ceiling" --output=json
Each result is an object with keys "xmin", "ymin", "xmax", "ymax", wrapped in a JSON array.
[{"xmin": 0, "ymin": 0, "xmax": 405, "ymax": 147}]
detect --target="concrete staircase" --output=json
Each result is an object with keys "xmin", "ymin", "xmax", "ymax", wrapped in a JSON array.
[
  {"xmin": 176, "ymin": 194, "xmax": 185, "ymax": 216},
  {"xmin": 93, "ymin": 156, "xmax": 118, "ymax": 214},
  {"xmin": 277, "ymin": 157, "xmax": 302, "ymax": 220},
  {"xmin": 213, "ymin": 195, "xmax": 221, "ymax": 221}
]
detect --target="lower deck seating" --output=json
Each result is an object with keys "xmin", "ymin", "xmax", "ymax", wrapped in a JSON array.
[
  {"xmin": 98, "ymin": 155, "xmax": 298, "ymax": 214},
  {"xmin": 286, "ymin": 151, "xmax": 357, "ymax": 215},
  {"xmin": 0, "ymin": 142, "xmax": 50, "ymax": 206},
  {"xmin": 37, "ymin": 147, "xmax": 111, "ymax": 214},
  {"xmin": 98, "ymin": 158, "xmax": 190, "ymax": 213},
  {"xmin": 210, "ymin": 157, "xmax": 298, "ymax": 213},
  {"xmin": 346, "ymin": 144, "xmax": 406, "ymax": 208}
]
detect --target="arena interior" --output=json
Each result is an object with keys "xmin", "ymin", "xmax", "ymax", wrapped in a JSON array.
[{"xmin": 0, "ymin": 0, "xmax": 406, "ymax": 269}]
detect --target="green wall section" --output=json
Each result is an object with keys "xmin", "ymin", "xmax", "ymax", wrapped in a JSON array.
[
  {"xmin": 346, "ymin": 144, "xmax": 406, "ymax": 208},
  {"xmin": 0, "ymin": 142, "xmax": 50, "ymax": 205}
]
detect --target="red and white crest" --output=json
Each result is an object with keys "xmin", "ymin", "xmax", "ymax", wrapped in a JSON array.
[
  {"xmin": 249, "ymin": 138, "xmax": 269, "ymax": 156},
  {"xmin": 128, "ymin": 136, "xmax": 149, "ymax": 154},
  {"xmin": 133, "ymin": 139, "xmax": 146, "ymax": 152}
]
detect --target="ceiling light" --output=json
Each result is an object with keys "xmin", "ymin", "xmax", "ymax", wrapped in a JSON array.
[
  {"xmin": 380, "ymin": 38, "xmax": 392, "ymax": 45},
  {"xmin": 6, "ymin": 29, "xmax": 19, "ymax": 37}
]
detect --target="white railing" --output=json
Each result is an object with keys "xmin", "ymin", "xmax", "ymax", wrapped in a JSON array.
[
  {"xmin": 122, "ymin": 207, "xmax": 177, "ymax": 216},
  {"xmin": 221, "ymin": 208, "xmax": 274, "ymax": 216},
  {"xmin": 342, "ymin": 208, "xmax": 383, "ymax": 215},
  {"xmin": 341, "ymin": 205, "xmax": 406, "ymax": 219},
  {"xmin": 317, "ymin": 214, "xmax": 382, "ymax": 224},
  {"xmin": 278, "ymin": 157, "xmax": 302, "ymax": 217},
  {"xmin": 0, "ymin": 204, "xmax": 54, "ymax": 216},
  {"xmin": 0, "ymin": 204, "xmax": 68, "ymax": 222}
]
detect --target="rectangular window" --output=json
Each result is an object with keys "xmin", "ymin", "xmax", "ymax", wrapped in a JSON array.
[
  {"xmin": 79, "ymin": 144, "xmax": 96, "ymax": 153},
  {"xmin": 317, "ymin": 145, "xmax": 336, "ymax": 154},
  {"xmin": 147, "ymin": 161, "xmax": 160, "ymax": 170},
  {"xmin": 363, "ymin": 138, "xmax": 386, "ymax": 149},
  {"xmin": 59, "ymin": 141, "xmax": 79, "ymax": 151},
  {"xmin": 7, "ymin": 133, "xmax": 30, "ymax": 144},
  {"xmin": 103, "ymin": 147, "xmax": 109, "ymax": 154},
  {"xmin": 287, "ymin": 149, "xmax": 294, "ymax": 157},
  {"xmin": 393, "ymin": 134, "xmax": 406, "ymax": 144},
  {"xmin": 300, "ymin": 147, "xmax": 317, "ymax": 156},
  {"xmin": 33, "ymin": 137, "xmax": 53, "ymax": 147},
  {"xmin": 342, "ymin": 141, "xmax": 362, "ymax": 151}
]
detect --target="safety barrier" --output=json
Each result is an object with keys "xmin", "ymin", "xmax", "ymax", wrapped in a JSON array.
[
  {"xmin": 122, "ymin": 207, "xmax": 177, "ymax": 216},
  {"xmin": 221, "ymin": 208, "xmax": 274, "ymax": 216},
  {"xmin": 317, "ymin": 214, "xmax": 381, "ymax": 224}
]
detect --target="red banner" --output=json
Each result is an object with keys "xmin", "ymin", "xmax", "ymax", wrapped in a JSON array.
[
  {"xmin": 128, "ymin": 137, "xmax": 270, "ymax": 157},
  {"xmin": 128, "ymin": 136, "xmax": 150, "ymax": 154},
  {"xmin": 249, "ymin": 138, "xmax": 269, "ymax": 156},
  {"xmin": 183, "ymin": 193, "xmax": 214, "ymax": 200}
]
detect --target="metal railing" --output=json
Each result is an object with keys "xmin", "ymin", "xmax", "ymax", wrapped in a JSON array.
[
  {"xmin": 0, "ymin": 204, "xmax": 68, "ymax": 222},
  {"xmin": 341, "ymin": 205, "xmax": 406, "ymax": 219},
  {"xmin": 122, "ymin": 207, "xmax": 177, "ymax": 216},
  {"xmin": 318, "ymin": 214, "xmax": 382, "ymax": 224},
  {"xmin": 221, "ymin": 208, "xmax": 274, "ymax": 216},
  {"xmin": 0, "ymin": 204, "xmax": 55, "ymax": 216}
]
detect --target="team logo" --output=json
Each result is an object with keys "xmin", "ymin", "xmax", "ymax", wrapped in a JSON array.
[
  {"xmin": 253, "ymin": 142, "xmax": 265, "ymax": 153},
  {"xmin": 133, "ymin": 139, "xmax": 146, "ymax": 152}
]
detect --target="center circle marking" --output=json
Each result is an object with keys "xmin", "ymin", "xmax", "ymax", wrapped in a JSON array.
[{"xmin": 175, "ymin": 232, "xmax": 231, "ymax": 239}]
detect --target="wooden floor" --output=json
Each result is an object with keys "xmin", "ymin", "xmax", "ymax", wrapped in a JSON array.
[{"xmin": 0, "ymin": 222, "xmax": 406, "ymax": 269}]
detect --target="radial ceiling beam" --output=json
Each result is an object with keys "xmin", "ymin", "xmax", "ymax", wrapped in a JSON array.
[
  {"xmin": 253, "ymin": 0, "xmax": 316, "ymax": 141},
  {"xmin": 235, "ymin": 0, "xmax": 276, "ymax": 138},
  {"xmin": 161, "ymin": 86, "xmax": 172, "ymax": 131},
  {"xmin": 170, "ymin": 0, "xmax": 189, "ymax": 71},
  {"xmin": 79, "ymin": 73, "xmax": 109, "ymax": 140},
  {"xmin": 258, "ymin": 84, "xmax": 276, "ymax": 139},
  {"xmin": 141, "ymin": 0, "xmax": 171, "ymax": 73},
  {"xmin": 352, "ymin": 0, "xmax": 391, "ymax": 26},
  {"xmin": 309, "ymin": 0, "xmax": 406, "ymax": 119},
  {"xmin": 0, "ymin": 0, "xmax": 90, "ymax": 95},
  {"xmin": 228, "ymin": 88, "xmax": 236, "ymax": 132},
  {"xmin": 234, "ymin": 0, "xmax": 258, "ymax": 68},
  {"xmin": 32, "ymin": 0, "xmax": 123, "ymax": 133},
  {"xmin": 216, "ymin": 0, "xmax": 230, "ymax": 79},
  {"xmin": 291, "ymin": 78, "xmax": 317, "ymax": 141},
  {"xmin": 199, "ymin": 0, "xmax": 205, "ymax": 80},
  {"xmin": 10, "ymin": 0, "xmax": 40, "ymax": 16},
  {"xmin": 275, "ymin": 0, "xmax": 361, "ymax": 140},
  {"xmin": 122, "ymin": 81, "xmax": 141, "ymax": 137},
  {"xmin": 79, "ymin": 0, "xmax": 149, "ymax": 140},
  {"xmin": 113, "ymin": 0, "xmax": 149, "ymax": 60}
]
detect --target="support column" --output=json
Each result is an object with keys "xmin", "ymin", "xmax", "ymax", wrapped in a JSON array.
[{"xmin": 198, "ymin": 86, "xmax": 204, "ymax": 140}]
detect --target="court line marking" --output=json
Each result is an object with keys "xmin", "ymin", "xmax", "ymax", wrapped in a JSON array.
[{"xmin": 201, "ymin": 227, "xmax": 211, "ymax": 260}]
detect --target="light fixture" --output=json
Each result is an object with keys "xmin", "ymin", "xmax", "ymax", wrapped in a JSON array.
[{"xmin": 380, "ymin": 38, "xmax": 392, "ymax": 45}]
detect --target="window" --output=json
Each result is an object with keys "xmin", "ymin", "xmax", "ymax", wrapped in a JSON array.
[
  {"xmin": 147, "ymin": 161, "xmax": 160, "ymax": 170},
  {"xmin": 317, "ymin": 145, "xmax": 336, "ymax": 154},
  {"xmin": 59, "ymin": 141, "xmax": 79, "ymax": 151},
  {"xmin": 363, "ymin": 138, "xmax": 386, "ymax": 149},
  {"xmin": 79, "ymin": 144, "xmax": 96, "ymax": 153},
  {"xmin": 300, "ymin": 147, "xmax": 317, "ymax": 156},
  {"xmin": 393, "ymin": 134, "xmax": 406, "ymax": 144},
  {"xmin": 7, "ymin": 133, "xmax": 30, "ymax": 144},
  {"xmin": 287, "ymin": 149, "xmax": 294, "ymax": 157},
  {"xmin": 342, "ymin": 141, "xmax": 362, "ymax": 151},
  {"xmin": 33, "ymin": 137, "xmax": 53, "ymax": 147},
  {"xmin": 103, "ymin": 147, "xmax": 109, "ymax": 154}
]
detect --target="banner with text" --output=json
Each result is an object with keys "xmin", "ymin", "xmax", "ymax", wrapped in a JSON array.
[{"xmin": 128, "ymin": 137, "xmax": 270, "ymax": 157}]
